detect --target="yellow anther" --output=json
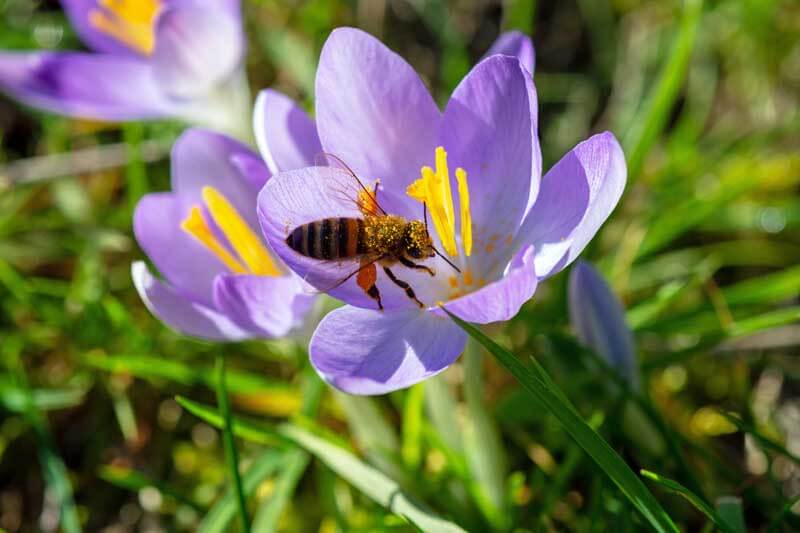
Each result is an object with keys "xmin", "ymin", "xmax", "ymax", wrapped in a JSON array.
[
  {"xmin": 181, "ymin": 207, "xmax": 248, "ymax": 274},
  {"xmin": 407, "ymin": 147, "xmax": 458, "ymax": 256},
  {"xmin": 456, "ymin": 168, "xmax": 472, "ymax": 257},
  {"xmin": 201, "ymin": 187, "xmax": 281, "ymax": 277},
  {"xmin": 89, "ymin": 0, "xmax": 161, "ymax": 56}
]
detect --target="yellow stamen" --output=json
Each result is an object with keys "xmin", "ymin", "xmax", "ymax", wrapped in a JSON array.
[
  {"xmin": 201, "ymin": 187, "xmax": 281, "ymax": 277},
  {"xmin": 181, "ymin": 207, "xmax": 248, "ymax": 274},
  {"xmin": 406, "ymin": 146, "xmax": 473, "ymax": 259},
  {"xmin": 89, "ymin": 0, "xmax": 161, "ymax": 56},
  {"xmin": 456, "ymin": 168, "xmax": 472, "ymax": 257},
  {"xmin": 407, "ymin": 147, "xmax": 458, "ymax": 255}
]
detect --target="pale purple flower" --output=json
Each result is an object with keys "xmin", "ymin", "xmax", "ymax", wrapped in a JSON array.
[
  {"xmin": 132, "ymin": 128, "xmax": 314, "ymax": 341},
  {"xmin": 569, "ymin": 261, "xmax": 639, "ymax": 388},
  {"xmin": 0, "ymin": 1, "xmax": 250, "ymax": 137},
  {"xmin": 257, "ymin": 28, "xmax": 626, "ymax": 394}
]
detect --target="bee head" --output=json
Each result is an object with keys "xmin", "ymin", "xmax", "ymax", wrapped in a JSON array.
[{"xmin": 404, "ymin": 220, "xmax": 435, "ymax": 259}]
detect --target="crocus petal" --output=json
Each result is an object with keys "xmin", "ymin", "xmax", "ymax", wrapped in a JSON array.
[
  {"xmin": 171, "ymin": 128, "xmax": 264, "ymax": 229},
  {"xmin": 315, "ymin": 27, "xmax": 440, "ymax": 193},
  {"xmin": 568, "ymin": 261, "xmax": 639, "ymax": 388},
  {"xmin": 60, "ymin": 0, "xmax": 142, "ymax": 56},
  {"xmin": 151, "ymin": 2, "xmax": 245, "ymax": 99},
  {"xmin": 230, "ymin": 150, "xmax": 271, "ymax": 192},
  {"xmin": 484, "ymin": 31, "xmax": 535, "ymax": 74},
  {"xmin": 133, "ymin": 192, "xmax": 224, "ymax": 305},
  {"xmin": 213, "ymin": 274, "xmax": 314, "ymax": 338},
  {"xmin": 258, "ymin": 166, "xmax": 416, "ymax": 310},
  {"xmin": 0, "ymin": 52, "xmax": 171, "ymax": 120},
  {"xmin": 441, "ymin": 55, "xmax": 539, "ymax": 279},
  {"xmin": 254, "ymin": 89, "xmax": 322, "ymax": 174},
  {"xmin": 132, "ymin": 262, "xmax": 249, "ymax": 341},
  {"xmin": 517, "ymin": 131, "xmax": 626, "ymax": 279},
  {"xmin": 310, "ymin": 306, "xmax": 467, "ymax": 395},
  {"xmin": 434, "ymin": 245, "xmax": 537, "ymax": 324}
]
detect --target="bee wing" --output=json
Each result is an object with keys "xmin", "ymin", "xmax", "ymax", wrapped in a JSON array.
[{"xmin": 314, "ymin": 152, "xmax": 386, "ymax": 217}]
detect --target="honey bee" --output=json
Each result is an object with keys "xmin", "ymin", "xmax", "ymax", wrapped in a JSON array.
[{"xmin": 285, "ymin": 155, "xmax": 459, "ymax": 310}]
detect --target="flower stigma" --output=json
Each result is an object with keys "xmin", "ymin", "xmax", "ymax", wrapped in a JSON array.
[
  {"xmin": 181, "ymin": 186, "xmax": 281, "ymax": 277},
  {"xmin": 89, "ymin": 0, "xmax": 161, "ymax": 56}
]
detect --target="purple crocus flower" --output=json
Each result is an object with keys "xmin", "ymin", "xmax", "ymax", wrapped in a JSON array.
[
  {"xmin": 257, "ymin": 28, "xmax": 625, "ymax": 394},
  {"xmin": 132, "ymin": 128, "xmax": 314, "ymax": 341},
  {"xmin": 0, "ymin": 1, "xmax": 250, "ymax": 138},
  {"xmin": 569, "ymin": 261, "xmax": 639, "ymax": 389}
]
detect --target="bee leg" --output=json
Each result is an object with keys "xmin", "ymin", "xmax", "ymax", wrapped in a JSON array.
[
  {"xmin": 399, "ymin": 256, "xmax": 435, "ymax": 277},
  {"xmin": 383, "ymin": 267, "xmax": 425, "ymax": 308},
  {"xmin": 357, "ymin": 261, "xmax": 383, "ymax": 311}
]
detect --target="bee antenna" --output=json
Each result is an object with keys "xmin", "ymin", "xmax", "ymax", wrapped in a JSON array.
[
  {"xmin": 423, "ymin": 203, "xmax": 429, "ymax": 234},
  {"xmin": 434, "ymin": 247, "xmax": 461, "ymax": 273}
]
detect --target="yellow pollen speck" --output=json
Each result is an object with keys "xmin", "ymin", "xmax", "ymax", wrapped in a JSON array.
[
  {"xmin": 181, "ymin": 187, "xmax": 281, "ymax": 277},
  {"xmin": 505, "ymin": 234, "xmax": 514, "ymax": 246},
  {"xmin": 463, "ymin": 269, "xmax": 474, "ymax": 286},
  {"xmin": 89, "ymin": 0, "xmax": 161, "ymax": 56},
  {"xmin": 485, "ymin": 243, "xmax": 495, "ymax": 254},
  {"xmin": 448, "ymin": 276, "xmax": 459, "ymax": 289}
]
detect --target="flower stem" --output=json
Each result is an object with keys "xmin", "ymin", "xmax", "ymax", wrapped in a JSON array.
[{"xmin": 215, "ymin": 354, "xmax": 250, "ymax": 533}]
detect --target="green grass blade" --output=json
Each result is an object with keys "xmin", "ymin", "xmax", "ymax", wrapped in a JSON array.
[
  {"xmin": 3, "ymin": 337, "xmax": 82, "ymax": 533},
  {"xmin": 215, "ymin": 355, "xmax": 250, "ymax": 533},
  {"xmin": 715, "ymin": 496, "xmax": 746, "ymax": 533},
  {"xmin": 623, "ymin": 0, "xmax": 703, "ymax": 179},
  {"xmin": 83, "ymin": 352, "xmax": 295, "ymax": 395},
  {"xmin": 641, "ymin": 470, "xmax": 734, "ymax": 533},
  {"xmin": 401, "ymin": 384, "xmax": 425, "ymax": 471},
  {"xmin": 251, "ymin": 450, "xmax": 310, "ymax": 532},
  {"xmin": 32, "ymin": 416, "xmax": 83, "ymax": 533},
  {"xmin": 424, "ymin": 375, "xmax": 462, "ymax": 453},
  {"xmin": 176, "ymin": 397, "xmax": 466, "ymax": 532},
  {"xmin": 198, "ymin": 450, "xmax": 285, "ymax": 533},
  {"xmin": 279, "ymin": 424, "xmax": 466, "ymax": 533},
  {"xmin": 444, "ymin": 309, "xmax": 678, "ymax": 533},
  {"xmin": 462, "ymin": 339, "xmax": 508, "ymax": 528}
]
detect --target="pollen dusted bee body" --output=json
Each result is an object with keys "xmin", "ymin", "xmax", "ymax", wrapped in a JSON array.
[{"xmin": 286, "ymin": 208, "xmax": 438, "ymax": 310}]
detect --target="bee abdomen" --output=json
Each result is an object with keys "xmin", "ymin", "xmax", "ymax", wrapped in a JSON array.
[{"xmin": 286, "ymin": 217, "xmax": 366, "ymax": 259}]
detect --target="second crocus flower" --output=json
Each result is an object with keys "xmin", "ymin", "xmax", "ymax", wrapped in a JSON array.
[{"xmin": 132, "ymin": 128, "xmax": 315, "ymax": 341}]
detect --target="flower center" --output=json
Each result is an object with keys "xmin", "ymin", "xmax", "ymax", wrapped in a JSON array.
[
  {"xmin": 407, "ymin": 147, "xmax": 478, "ymax": 300},
  {"xmin": 89, "ymin": 0, "xmax": 161, "ymax": 56},
  {"xmin": 181, "ymin": 186, "xmax": 281, "ymax": 277},
  {"xmin": 406, "ymin": 146, "xmax": 472, "ymax": 258}
]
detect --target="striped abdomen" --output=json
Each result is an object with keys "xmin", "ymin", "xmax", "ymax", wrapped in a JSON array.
[{"xmin": 286, "ymin": 217, "xmax": 367, "ymax": 260}]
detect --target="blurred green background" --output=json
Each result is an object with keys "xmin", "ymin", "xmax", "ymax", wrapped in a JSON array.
[{"xmin": 1, "ymin": 0, "xmax": 799, "ymax": 531}]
